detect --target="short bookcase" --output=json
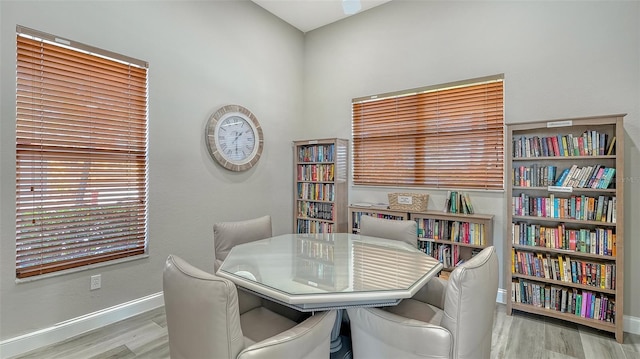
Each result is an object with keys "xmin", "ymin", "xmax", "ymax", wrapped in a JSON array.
[{"xmin": 348, "ymin": 206, "xmax": 493, "ymax": 274}]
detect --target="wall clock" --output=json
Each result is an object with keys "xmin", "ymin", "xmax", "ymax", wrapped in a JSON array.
[{"xmin": 205, "ymin": 104, "xmax": 264, "ymax": 172}]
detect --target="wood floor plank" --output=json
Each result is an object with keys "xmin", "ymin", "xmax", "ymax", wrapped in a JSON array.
[
  {"xmin": 503, "ymin": 311, "xmax": 547, "ymax": 359},
  {"xmin": 88, "ymin": 345, "xmax": 135, "ymax": 359},
  {"xmin": 545, "ymin": 317, "xmax": 585, "ymax": 358},
  {"xmin": 490, "ymin": 304, "xmax": 513, "ymax": 359},
  {"xmin": 579, "ymin": 327, "xmax": 627, "ymax": 359},
  {"xmin": 624, "ymin": 349, "xmax": 640, "ymax": 359},
  {"xmin": 622, "ymin": 332, "xmax": 640, "ymax": 354}
]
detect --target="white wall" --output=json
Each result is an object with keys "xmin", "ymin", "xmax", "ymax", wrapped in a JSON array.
[
  {"xmin": 0, "ymin": 0, "xmax": 304, "ymax": 340},
  {"xmin": 1, "ymin": 0, "xmax": 639, "ymax": 344},
  {"xmin": 302, "ymin": 0, "xmax": 640, "ymax": 317}
]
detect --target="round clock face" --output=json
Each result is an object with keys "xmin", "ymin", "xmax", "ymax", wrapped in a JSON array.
[{"xmin": 205, "ymin": 105, "xmax": 264, "ymax": 172}]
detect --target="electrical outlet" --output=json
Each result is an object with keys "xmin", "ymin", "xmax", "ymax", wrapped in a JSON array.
[{"xmin": 90, "ymin": 274, "xmax": 101, "ymax": 290}]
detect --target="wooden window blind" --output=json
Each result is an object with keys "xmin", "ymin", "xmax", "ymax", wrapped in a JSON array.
[
  {"xmin": 352, "ymin": 76, "xmax": 504, "ymax": 190},
  {"xmin": 15, "ymin": 26, "xmax": 149, "ymax": 279}
]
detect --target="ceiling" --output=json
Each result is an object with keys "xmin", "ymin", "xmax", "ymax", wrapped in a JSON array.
[{"xmin": 251, "ymin": 0, "xmax": 393, "ymax": 33}]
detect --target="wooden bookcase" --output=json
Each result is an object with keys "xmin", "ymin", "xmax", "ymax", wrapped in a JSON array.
[
  {"xmin": 505, "ymin": 114, "xmax": 625, "ymax": 343},
  {"xmin": 412, "ymin": 211, "xmax": 493, "ymax": 272},
  {"xmin": 348, "ymin": 206, "xmax": 493, "ymax": 273},
  {"xmin": 348, "ymin": 206, "xmax": 409, "ymax": 234},
  {"xmin": 293, "ymin": 138, "xmax": 348, "ymax": 234}
]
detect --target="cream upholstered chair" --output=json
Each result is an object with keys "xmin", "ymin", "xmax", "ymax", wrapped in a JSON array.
[
  {"xmin": 359, "ymin": 215, "xmax": 418, "ymax": 247},
  {"xmin": 213, "ymin": 215, "xmax": 273, "ymax": 272},
  {"xmin": 346, "ymin": 246, "xmax": 499, "ymax": 359},
  {"xmin": 213, "ymin": 215, "xmax": 305, "ymax": 321},
  {"xmin": 163, "ymin": 255, "xmax": 337, "ymax": 359}
]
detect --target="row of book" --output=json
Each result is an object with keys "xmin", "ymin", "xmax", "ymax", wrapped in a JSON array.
[
  {"xmin": 297, "ymin": 201, "xmax": 335, "ymax": 221},
  {"xmin": 511, "ymin": 222, "xmax": 616, "ymax": 256},
  {"xmin": 512, "ymin": 279, "xmax": 615, "ymax": 323},
  {"xmin": 554, "ymin": 165, "xmax": 615, "ymax": 189},
  {"xmin": 416, "ymin": 219, "xmax": 486, "ymax": 245},
  {"xmin": 297, "ymin": 182, "xmax": 335, "ymax": 201},
  {"xmin": 352, "ymin": 212, "xmax": 405, "ymax": 230},
  {"xmin": 512, "ymin": 194, "xmax": 616, "ymax": 223},
  {"xmin": 296, "ymin": 219, "xmax": 334, "ymax": 234},
  {"xmin": 419, "ymin": 243, "xmax": 459, "ymax": 269},
  {"xmin": 443, "ymin": 191, "xmax": 474, "ymax": 214},
  {"xmin": 297, "ymin": 164, "xmax": 335, "ymax": 182},
  {"xmin": 512, "ymin": 131, "xmax": 615, "ymax": 158},
  {"xmin": 513, "ymin": 165, "xmax": 557, "ymax": 187},
  {"xmin": 296, "ymin": 238, "xmax": 335, "ymax": 262},
  {"xmin": 512, "ymin": 249, "xmax": 616, "ymax": 290},
  {"xmin": 297, "ymin": 144, "xmax": 335, "ymax": 163}
]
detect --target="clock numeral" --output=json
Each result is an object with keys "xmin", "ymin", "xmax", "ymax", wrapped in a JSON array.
[{"xmin": 220, "ymin": 142, "xmax": 228, "ymax": 151}]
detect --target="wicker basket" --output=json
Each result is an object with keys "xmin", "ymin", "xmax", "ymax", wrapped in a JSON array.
[{"xmin": 388, "ymin": 193, "xmax": 428, "ymax": 211}]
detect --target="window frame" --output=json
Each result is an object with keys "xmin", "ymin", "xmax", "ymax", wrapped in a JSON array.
[
  {"xmin": 351, "ymin": 75, "xmax": 504, "ymax": 190},
  {"xmin": 15, "ymin": 26, "xmax": 149, "ymax": 280}
]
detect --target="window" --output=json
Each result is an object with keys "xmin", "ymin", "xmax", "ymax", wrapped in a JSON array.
[
  {"xmin": 15, "ymin": 26, "xmax": 149, "ymax": 279},
  {"xmin": 352, "ymin": 76, "xmax": 504, "ymax": 190}
]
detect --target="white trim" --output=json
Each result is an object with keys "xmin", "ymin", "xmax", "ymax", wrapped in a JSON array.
[
  {"xmin": 0, "ymin": 292, "xmax": 164, "ymax": 359},
  {"xmin": 625, "ymin": 314, "xmax": 640, "ymax": 336},
  {"xmin": 496, "ymin": 288, "xmax": 507, "ymax": 304}
]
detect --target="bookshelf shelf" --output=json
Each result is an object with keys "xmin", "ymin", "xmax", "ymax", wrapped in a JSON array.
[
  {"xmin": 512, "ymin": 244, "xmax": 615, "ymax": 261},
  {"xmin": 511, "ymin": 273, "xmax": 616, "ymax": 295},
  {"xmin": 511, "ymin": 216, "xmax": 617, "ymax": 227},
  {"xmin": 513, "ymin": 186, "xmax": 616, "ymax": 194},
  {"xmin": 506, "ymin": 114, "xmax": 625, "ymax": 343},
  {"xmin": 511, "ymin": 303, "xmax": 616, "ymax": 332},
  {"xmin": 348, "ymin": 207, "xmax": 493, "ymax": 273},
  {"xmin": 293, "ymin": 138, "xmax": 348, "ymax": 234}
]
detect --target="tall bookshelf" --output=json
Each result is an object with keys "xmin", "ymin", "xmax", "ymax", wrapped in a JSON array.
[
  {"xmin": 348, "ymin": 206, "xmax": 493, "ymax": 273},
  {"xmin": 294, "ymin": 138, "xmax": 348, "ymax": 234},
  {"xmin": 505, "ymin": 114, "xmax": 625, "ymax": 343}
]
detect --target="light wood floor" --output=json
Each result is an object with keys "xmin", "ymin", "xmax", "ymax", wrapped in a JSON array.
[{"xmin": 10, "ymin": 304, "xmax": 640, "ymax": 359}]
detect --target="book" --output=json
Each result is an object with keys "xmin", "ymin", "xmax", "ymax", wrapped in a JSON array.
[
  {"xmin": 606, "ymin": 136, "xmax": 616, "ymax": 155},
  {"xmin": 554, "ymin": 168, "xmax": 571, "ymax": 187},
  {"xmin": 598, "ymin": 168, "xmax": 616, "ymax": 189}
]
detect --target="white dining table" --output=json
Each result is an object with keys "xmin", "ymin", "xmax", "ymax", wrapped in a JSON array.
[{"xmin": 217, "ymin": 233, "xmax": 443, "ymax": 358}]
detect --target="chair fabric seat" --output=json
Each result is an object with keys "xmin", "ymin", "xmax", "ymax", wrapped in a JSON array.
[
  {"xmin": 384, "ymin": 298, "xmax": 443, "ymax": 325},
  {"xmin": 240, "ymin": 306, "xmax": 298, "ymax": 344}
]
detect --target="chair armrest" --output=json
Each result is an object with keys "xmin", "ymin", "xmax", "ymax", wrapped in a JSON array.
[
  {"xmin": 347, "ymin": 307, "xmax": 452, "ymax": 359},
  {"xmin": 237, "ymin": 310, "xmax": 336, "ymax": 359},
  {"xmin": 411, "ymin": 277, "xmax": 447, "ymax": 309}
]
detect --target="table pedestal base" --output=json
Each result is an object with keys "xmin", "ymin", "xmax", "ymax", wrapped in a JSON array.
[{"xmin": 330, "ymin": 310, "xmax": 352, "ymax": 359}]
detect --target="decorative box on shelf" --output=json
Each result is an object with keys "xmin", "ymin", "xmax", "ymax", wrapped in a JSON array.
[{"xmin": 388, "ymin": 193, "xmax": 428, "ymax": 212}]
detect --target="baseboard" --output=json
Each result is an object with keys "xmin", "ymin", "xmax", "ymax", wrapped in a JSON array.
[
  {"xmin": 0, "ymin": 292, "xmax": 164, "ymax": 359},
  {"xmin": 625, "ymin": 314, "xmax": 640, "ymax": 336},
  {"xmin": 1, "ymin": 290, "xmax": 638, "ymax": 358},
  {"xmin": 496, "ymin": 288, "xmax": 507, "ymax": 304}
]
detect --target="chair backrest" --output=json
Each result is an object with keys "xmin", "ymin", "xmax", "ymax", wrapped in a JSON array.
[
  {"xmin": 163, "ymin": 255, "xmax": 244, "ymax": 359},
  {"xmin": 359, "ymin": 215, "xmax": 418, "ymax": 247},
  {"xmin": 441, "ymin": 246, "xmax": 498, "ymax": 359},
  {"xmin": 213, "ymin": 215, "xmax": 272, "ymax": 271}
]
